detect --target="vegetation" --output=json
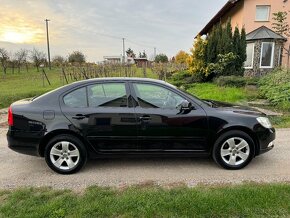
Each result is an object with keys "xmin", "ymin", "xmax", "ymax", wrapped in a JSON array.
[
  {"xmin": 0, "ymin": 184, "xmax": 289, "ymax": 217},
  {"xmin": 187, "ymin": 83, "xmax": 258, "ymax": 103},
  {"xmin": 138, "ymin": 51, "xmax": 147, "ymax": 58},
  {"xmin": 154, "ymin": 54, "xmax": 169, "ymax": 63},
  {"xmin": 259, "ymin": 69, "xmax": 290, "ymax": 111},
  {"xmin": 68, "ymin": 51, "xmax": 86, "ymax": 64},
  {"xmin": 175, "ymin": 50, "xmax": 189, "ymax": 64},
  {"xmin": 187, "ymin": 21, "xmax": 246, "ymax": 81},
  {"xmin": 126, "ymin": 48, "xmax": 136, "ymax": 58},
  {"xmin": 214, "ymin": 75, "xmax": 258, "ymax": 88},
  {"xmin": 272, "ymin": 11, "xmax": 290, "ymax": 37}
]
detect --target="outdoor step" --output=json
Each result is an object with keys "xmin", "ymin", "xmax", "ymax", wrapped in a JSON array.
[
  {"xmin": 253, "ymin": 107, "xmax": 283, "ymax": 116},
  {"xmin": 248, "ymin": 100, "xmax": 271, "ymax": 107}
]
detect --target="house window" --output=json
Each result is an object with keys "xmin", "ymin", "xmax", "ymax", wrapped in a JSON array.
[
  {"xmin": 256, "ymin": 6, "xmax": 270, "ymax": 21},
  {"xmin": 245, "ymin": 43, "xmax": 255, "ymax": 69},
  {"xmin": 260, "ymin": 42, "xmax": 275, "ymax": 68}
]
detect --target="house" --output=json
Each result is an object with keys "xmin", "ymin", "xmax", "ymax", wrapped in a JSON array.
[
  {"xmin": 134, "ymin": 58, "xmax": 149, "ymax": 67},
  {"xmin": 198, "ymin": 0, "xmax": 290, "ymax": 76},
  {"xmin": 103, "ymin": 56, "xmax": 135, "ymax": 64}
]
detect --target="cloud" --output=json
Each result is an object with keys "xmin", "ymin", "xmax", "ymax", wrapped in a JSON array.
[{"xmin": 0, "ymin": 0, "xmax": 227, "ymax": 62}]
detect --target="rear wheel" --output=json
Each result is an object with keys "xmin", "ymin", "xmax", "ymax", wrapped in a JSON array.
[
  {"xmin": 212, "ymin": 130, "xmax": 255, "ymax": 170},
  {"xmin": 44, "ymin": 134, "xmax": 87, "ymax": 174}
]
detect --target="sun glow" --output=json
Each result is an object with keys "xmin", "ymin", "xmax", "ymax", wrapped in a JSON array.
[{"xmin": 1, "ymin": 31, "xmax": 34, "ymax": 43}]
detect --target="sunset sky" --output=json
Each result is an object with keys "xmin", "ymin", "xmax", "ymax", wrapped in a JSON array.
[{"xmin": 0, "ymin": 0, "xmax": 227, "ymax": 62}]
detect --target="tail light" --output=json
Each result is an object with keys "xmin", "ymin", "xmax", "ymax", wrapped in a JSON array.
[{"xmin": 8, "ymin": 106, "xmax": 13, "ymax": 126}]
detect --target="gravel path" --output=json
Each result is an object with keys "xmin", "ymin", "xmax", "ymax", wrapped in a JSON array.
[{"xmin": 0, "ymin": 127, "xmax": 289, "ymax": 190}]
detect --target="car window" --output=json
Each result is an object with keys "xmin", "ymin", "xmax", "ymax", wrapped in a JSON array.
[
  {"xmin": 88, "ymin": 83, "xmax": 127, "ymax": 107},
  {"xmin": 63, "ymin": 87, "xmax": 87, "ymax": 108},
  {"xmin": 133, "ymin": 83, "xmax": 185, "ymax": 109}
]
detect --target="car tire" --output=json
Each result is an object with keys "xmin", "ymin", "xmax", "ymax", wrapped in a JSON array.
[
  {"xmin": 212, "ymin": 130, "xmax": 255, "ymax": 170},
  {"xmin": 44, "ymin": 134, "xmax": 87, "ymax": 174}
]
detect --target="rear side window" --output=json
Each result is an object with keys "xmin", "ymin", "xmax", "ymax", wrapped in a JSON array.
[
  {"xmin": 63, "ymin": 87, "xmax": 87, "ymax": 108},
  {"xmin": 87, "ymin": 83, "xmax": 127, "ymax": 107}
]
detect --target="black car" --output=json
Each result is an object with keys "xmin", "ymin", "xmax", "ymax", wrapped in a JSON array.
[{"xmin": 7, "ymin": 78, "xmax": 275, "ymax": 174}]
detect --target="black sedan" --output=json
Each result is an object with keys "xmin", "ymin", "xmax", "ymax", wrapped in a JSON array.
[{"xmin": 7, "ymin": 78, "xmax": 275, "ymax": 174}]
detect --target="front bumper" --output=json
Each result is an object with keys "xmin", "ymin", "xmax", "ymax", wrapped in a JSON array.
[
  {"xmin": 256, "ymin": 127, "xmax": 275, "ymax": 156},
  {"xmin": 7, "ymin": 130, "xmax": 41, "ymax": 156}
]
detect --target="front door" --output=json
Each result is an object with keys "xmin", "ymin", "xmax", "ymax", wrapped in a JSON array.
[
  {"xmin": 130, "ymin": 82, "xmax": 208, "ymax": 151},
  {"xmin": 61, "ymin": 82, "xmax": 138, "ymax": 152}
]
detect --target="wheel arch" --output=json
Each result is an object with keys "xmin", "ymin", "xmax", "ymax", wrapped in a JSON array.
[
  {"xmin": 38, "ymin": 129, "xmax": 91, "ymax": 157},
  {"xmin": 213, "ymin": 126, "xmax": 259, "ymax": 156}
]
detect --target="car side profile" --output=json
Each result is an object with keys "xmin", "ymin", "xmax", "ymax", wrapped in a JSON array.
[{"xmin": 7, "ymin": 78, "xmax": 275, "ymax": 174}]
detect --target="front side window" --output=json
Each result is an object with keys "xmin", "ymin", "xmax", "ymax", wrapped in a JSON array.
[
  {"xmin": 245, "ymin": 43, "xmax": 255, "ymax": 69},
  {"xmin": 256, "ymin": 5, "xmax": 270, "ymax": 21},
  {"xmin": 63, "ymin": 87, "xmax": 87, "ymax": 108},
  {"xmin": 133, "ymin": 83, "xmax": 185, "ymax": 109},
  {"xmin": 88, "ymin": 83, "xmax": 127, "ymax": 107},
  {"xmin": 260, "ymin": 42, "xmax": 275, "ymax": 68}
]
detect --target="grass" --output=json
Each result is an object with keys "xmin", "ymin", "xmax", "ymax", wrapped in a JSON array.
[
  {"xmin": 0, "ymin": 67, "xmax": 156, "ymax": 109},
  {"xmin": 186, "ymin": 83, "xmax": 258, "ymax": 104},
  {"xmin": 0, "ymin": 184, "xmax": 289, "ymax": 217},
  {"xmin": 269, "ymin": 115, "xmax": 290, "ymax": 128}
]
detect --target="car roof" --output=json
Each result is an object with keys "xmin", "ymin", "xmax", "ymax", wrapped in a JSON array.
[{"xmin": 71, "ymin": 77, "xmax": 176, "ymax": 88}]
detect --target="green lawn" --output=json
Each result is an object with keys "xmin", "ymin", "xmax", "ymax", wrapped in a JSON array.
[
  {"xmin": 186, "ymin": 83, "xmax": 258, "ymax": 104},
  {"xmin": 0, "ymin": 184, "xmax": 289, "ymax": 217}
]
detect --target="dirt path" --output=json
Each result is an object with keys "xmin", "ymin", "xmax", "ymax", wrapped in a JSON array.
[{"xmin": 0, "ymin": 127, "xmax": 289, "ymax": 190}]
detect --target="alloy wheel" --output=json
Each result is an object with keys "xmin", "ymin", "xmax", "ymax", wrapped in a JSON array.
[
  {"xmin": 49, "ymin": 141, "xmax": 80, "ymax": 170},
  {"xmin": 220, "ymin": 137, "xmax": 250, "ymax": 166}
]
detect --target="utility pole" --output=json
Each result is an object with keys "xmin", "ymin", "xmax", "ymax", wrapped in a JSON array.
[
  {"xmin": 154, "ymin": 47, "xmax": 157, "ymax": 60},
  {"xmin": 45, "ymin": 19, "xmax": 51, "ymax": 70},
  {"xmin": 122, "ymin": 38, "xmax": 125, "ymax": 64}
]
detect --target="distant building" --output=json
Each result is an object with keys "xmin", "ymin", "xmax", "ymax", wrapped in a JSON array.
[
  {"xmin": 134, "ymin": 58, "xmax": 149, "ymax": 67},
  {"xmin": 103, "ymin": 56, "xmax": 135, "ymax": 64}
]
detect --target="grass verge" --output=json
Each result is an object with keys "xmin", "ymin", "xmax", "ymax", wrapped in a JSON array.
[{"xmin": 0, "ymin": 184, "xmax": 289, "ymax": 217}]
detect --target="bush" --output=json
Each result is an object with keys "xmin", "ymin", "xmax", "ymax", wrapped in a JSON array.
[
  {"xmin": 259, "ymin": 69, "xmax": 290, "ymax": 111},
  {"xmin": 214, "ymin": 76, "xmax": 247, "ymax": 87}
]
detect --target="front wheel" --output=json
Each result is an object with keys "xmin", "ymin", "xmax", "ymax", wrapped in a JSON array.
[
  {"xmin": 44, "ymin": 134, "xmax": 87, "ymax": 174},
  {"xmin": 212, "ymin": 130, "xmax": 255, "ymax": 170}
]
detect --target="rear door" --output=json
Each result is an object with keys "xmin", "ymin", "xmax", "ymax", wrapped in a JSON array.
[
  {"xmin": 130, "ymin": 82, "xmax": 208, "ymax": 151},
  {"xmin": 60, "ymin": 81, "xmax": 138, "ymax": 152}
]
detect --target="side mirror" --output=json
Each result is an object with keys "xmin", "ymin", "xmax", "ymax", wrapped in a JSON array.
[{"xmin": 176, "ymin": 100, "xmax": 194, "ymax": 112}]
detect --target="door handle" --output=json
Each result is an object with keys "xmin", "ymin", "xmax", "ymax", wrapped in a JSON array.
[
  {"xmin": 72, "ymin": 114, "xmax": 87, "ymax": 120},
  {"xmin": 139, "ymin": 115, "xmax": 151, "ymax": 121}
]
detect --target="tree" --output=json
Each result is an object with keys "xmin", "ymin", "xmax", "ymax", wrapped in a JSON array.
[
  {"xmin": 14, "ymin": 49, "xmax": 28, "ymax": 73},
  {"xmin": 272, "ymin": 11, "xmax": 290, "ymax": 37},
  {"xmin": 205, "ymin": 20, "xmax": 246, "ymax": 77},
  {"xmin": 52, "ymin": 55, "xmax": 66, "ymax": 67},
  {"xmin": 126, "ymin": 48, "xmax": 136, "ymax": 58},
  {"xmin": 30, "ymin": 48, "xmax": 46, "ymax": 71},
  {"xmin": 175, "ymin": 50, "xmax": 189, "ymax": 64},
  {"xmin": 154, "ymin": 54, "xmax": 169, "ymax": 63},
  {"xmin": 0, "ymin": 48, "xmax": 9, "ymax": 74},
  {"xmin": 139, "ymin": 50, "xmax": 147, "ymax": 58},
  {"xmin": 187, "ymin": 35, "xmax": 208, "ymax": 80},
  {"xmin": 68, "ymin": 51, "xmax": 86, "ymax": 64}
]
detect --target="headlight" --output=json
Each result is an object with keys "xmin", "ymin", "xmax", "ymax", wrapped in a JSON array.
[{"xmin": 257, "ymin": 117, "xmax": 272, "ymax": 128}]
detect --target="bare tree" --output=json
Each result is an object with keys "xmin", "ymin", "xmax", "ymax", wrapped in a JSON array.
[
  {"xmin": 14, "ymin": 49, "xmax": 29, "ymax": 73},
  {"xmin": 0, "ymin": 48, "xmax": 9, "ymax": 74},
  {"xmin": 30, "ymin": 48, "xmax": 46, "ymax": 71}
]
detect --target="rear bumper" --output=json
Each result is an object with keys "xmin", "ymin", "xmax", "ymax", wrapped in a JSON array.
[{"xmin": 7, "ymin": 130, "xmax": 41, "ymax": 156}]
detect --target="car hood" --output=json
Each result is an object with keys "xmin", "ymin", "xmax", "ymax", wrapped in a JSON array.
[{"xmin": 203, "ymin": 99, "xmax": 265, "ymax": 116}]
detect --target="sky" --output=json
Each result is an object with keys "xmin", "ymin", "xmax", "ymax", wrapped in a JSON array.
[{"xmin": 0, "ymin": 0, "xmax": 227, "ymax": 62}]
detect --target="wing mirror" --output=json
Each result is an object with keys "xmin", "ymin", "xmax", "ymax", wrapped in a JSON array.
[{"xmin": 176, "ymin": 100, "xmax": 194, "ymax": 113}]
